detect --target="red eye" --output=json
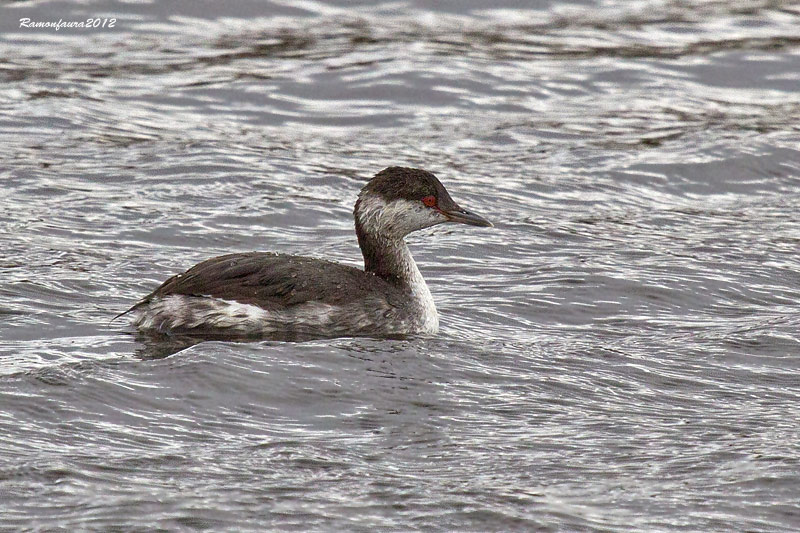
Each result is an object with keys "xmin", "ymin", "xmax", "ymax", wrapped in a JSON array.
[{"xmin": 422, "ymin": 195, "xmax": 437, "ymax": 207}]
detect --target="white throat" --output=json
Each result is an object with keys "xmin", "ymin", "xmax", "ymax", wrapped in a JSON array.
[{"xmin": 392, "ymin": 240, "xmax": 439, "ymax": 333}]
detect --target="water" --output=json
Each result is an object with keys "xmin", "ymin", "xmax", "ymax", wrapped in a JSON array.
[{"xmin": 2, "ymin": 0, "xmax": 800, "ymax": 530}]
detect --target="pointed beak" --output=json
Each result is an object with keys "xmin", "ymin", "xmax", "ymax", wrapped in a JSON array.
[{"xmin": 440, "ymin": 206, "xmax": 493, "ymax": 228}]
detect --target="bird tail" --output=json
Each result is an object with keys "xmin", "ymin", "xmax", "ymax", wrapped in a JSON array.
[{"xmin": 108, "ymin": 305, "xmax": 136, "ymax": 327}]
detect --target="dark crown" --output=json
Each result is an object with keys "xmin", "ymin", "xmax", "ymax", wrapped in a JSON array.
[{"xmin": 360, "ymin": 166, "xmax": 456, "ymax": 207}]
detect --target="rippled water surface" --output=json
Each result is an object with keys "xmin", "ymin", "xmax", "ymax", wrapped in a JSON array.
[{"xmin": 2, "ymin": 0, "xmax": 800, "ymax": 530}]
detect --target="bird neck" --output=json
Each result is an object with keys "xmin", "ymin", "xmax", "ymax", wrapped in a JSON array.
[
  {"xmin": 356, "ymin": 226, "xmax": 419, "ymax": 285},
  {"xmin": 354, "ymin": 200, "xmax": 439, "ymax": 332}
]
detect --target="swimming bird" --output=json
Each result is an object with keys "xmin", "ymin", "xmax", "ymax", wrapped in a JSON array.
[{"xmin": 124, "ymin": 166, "xmax": 492, "ymax": 340}]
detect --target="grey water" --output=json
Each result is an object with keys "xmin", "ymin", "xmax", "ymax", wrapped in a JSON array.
[{"xmin": 2, "ymin": 0, "xmax": 800, "ymax": 530}]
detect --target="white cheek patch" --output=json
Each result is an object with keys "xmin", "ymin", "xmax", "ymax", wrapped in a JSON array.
[
  {"xmin": 356, "ymin": 195, "xmax": 386, "ymax": 233},
  {"xmin": 358, "ymin": 196, "xmax": 446, "ymax": 238}
]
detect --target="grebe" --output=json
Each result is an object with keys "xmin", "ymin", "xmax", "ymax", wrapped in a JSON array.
[{"xmin": 124, "ymin": 167, "xmax": 492, "ymax": 340}]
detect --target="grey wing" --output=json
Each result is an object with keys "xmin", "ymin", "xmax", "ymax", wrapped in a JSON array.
[{"xmin": 131, "ymin": 252, "xmax": 399, "ymax": 311}]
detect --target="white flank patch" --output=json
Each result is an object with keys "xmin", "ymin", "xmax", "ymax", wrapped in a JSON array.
[
  {"xmin": 132, "ymin": 295, "xmax": 271, "ymax": 335},
  {"xmin": 131, "ymin": 295, "xmax": 345, "ymax": 336}
]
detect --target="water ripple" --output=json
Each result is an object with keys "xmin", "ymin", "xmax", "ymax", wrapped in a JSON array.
[{"xmin": 1, "ymin": 0, "xmax": 800, "ymax": 530}]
